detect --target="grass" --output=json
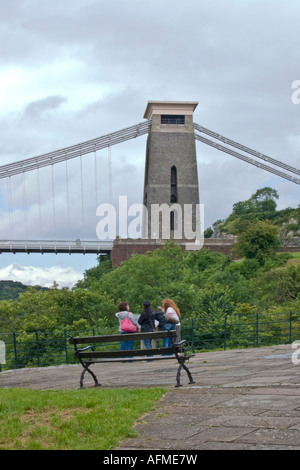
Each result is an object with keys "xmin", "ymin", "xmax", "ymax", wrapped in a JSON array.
[{"xmin": 0, "ymin": 387, "xmax": 166, "ymax": 450}]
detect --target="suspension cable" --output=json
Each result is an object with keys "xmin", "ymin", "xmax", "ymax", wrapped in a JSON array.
[
  {"xmin": 94, "ymin": 149, "xmax": 98, "ymax": 212},
  {"xmin": 194, "ymin": 122, "xmax": 300, "ymax": 177},
  {"xmin": 195, "ymin": 133, "xmax": 300, "ymax": 185},
  {"xmin": 51, "ymin": 164, "xmax": 56, "ymax": 240},
  {"xmin": 37, "ymin": 167, "xmax": 43, "ymax": 240},
  {"xmin": 0, "ymin": 120, "xmax": 152, "ymax": 179},
  {"xmin": 22, "ymin": 171, "xmax": 28, "ymax": 241},
  {"xmin": 80, "ymin": 152, "xmax": 85, "ymax": 240},
  {"xmin": 65, "ymin": 159, "xmax": 70, "ymax": 236},
  {"xmin": 7, "ymin": 177, "xmax": 13, "ymax": 241},
  {"xmin": 108, "ymin": 145, "xmax": 112, "ymax": 204}
]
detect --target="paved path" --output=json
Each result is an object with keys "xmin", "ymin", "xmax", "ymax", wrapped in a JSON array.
[{"xmin": 2, "ymin": 344, "xmax": 300, "ymax": 450}]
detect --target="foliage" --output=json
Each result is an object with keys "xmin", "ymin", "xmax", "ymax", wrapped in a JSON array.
[
  {"xmin": 0, "ymin": 187, "xmax": 300, "ymax": 368},
  {"xmin": 0, "ymin": 244, "xmax": 299, "ymax": 337},
  {"xmin": 220, "ymin": 187, "xmax": 300, "ymax": 236},
  {"xmin": 204, "ymin": 226, "xmax": 213, "ymax": 238},
  {"xmin": 0, "ymin": 280, "xmax": 46, "ymax": 300},
  {"xmin": 232, "ymin": 220, "xmax": 281, "ymax": 265},
  {"xmin": 75, "ymin": 254, "xmax": 112, "ymax": 289},
  {"xmin": 253, "ymin": 264, "xmax": 300, "ymax": 308}
]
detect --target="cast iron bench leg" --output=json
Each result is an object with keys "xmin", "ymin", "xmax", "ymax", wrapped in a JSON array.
[
  {"xmin": 175, "ymin": 357, "xmax": 195, "ymax": 387},
  {"xmin": 80, "ymin": 363, "xmax": 100, "ymax": 389}
]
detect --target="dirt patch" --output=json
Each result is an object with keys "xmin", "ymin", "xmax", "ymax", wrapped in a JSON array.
[
  {"xmin": 6, "ymin": 407, "xmax": 92, "ymax": 449},
  {"xmin": 20, "ymin": 406, "xmax": 91, "ymax": 424},
  {"xmin": 287, "ymin": 258, "xmax": 300, "ymax": 266}
]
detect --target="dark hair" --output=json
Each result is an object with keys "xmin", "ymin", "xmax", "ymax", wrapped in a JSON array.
[
  {"xmin": 143, "ymin": 301, "xmax": 151, "ymax": 316},
  {"xmin": 118, "ymin": 301, "xmax": 128, "ymax": 312},
  {"xmin": 143, "ymin": 301, "xmax": 155, "ymax": 328}
]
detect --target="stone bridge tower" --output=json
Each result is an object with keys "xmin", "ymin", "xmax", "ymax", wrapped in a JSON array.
[
  {"xmin": 142, "ymin": 100, "xmax": 200, "ymax": 240},
  {"xmin": 110, "ymin": 100, "xmax": 202, "ymax": 266}
]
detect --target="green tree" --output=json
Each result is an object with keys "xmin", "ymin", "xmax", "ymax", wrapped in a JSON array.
[
  {"xmin": 254, "ymin": 264, "xmax": 300, "ymax": 308},
  {"xmin": 197, "ymin": 284, "xmax": 235, "ymax": 318},
  {"xmin": 75, "ymin": 254, "xmax": 112, "ymax": 289},
  {"xmin": 222, "ymin": 187, "xmax": 280, "ymax": 235},
  {"xmin": 250, "ymin": 187, "xmax": 279, "ymax": 213},
  {"xmin": 233, "ymin": 221, "xmax": 280, "ymax": 265},
  {"xmin": 204, "ymin": 227, "xmax": 213, "ymax": 238},
  {"xmin": 232, "ymin": 200, "xmax": 255, "ymax": 216}
]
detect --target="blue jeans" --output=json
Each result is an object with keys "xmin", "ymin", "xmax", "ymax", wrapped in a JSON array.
[
  {"xmin": 143, "ymin": 338, "xmax": 153, "ymax": 358},
  {"xmin": 143, "ymin": 339, "xmax": 152, "ymax": 357},
  {"xmin": 120, "ymin": 332, "xmax": 134, "ymax": 351},
  {"xmin": 163, "ymin": 323, "xmax": 176, "ymax": 348},
  {"xmin": 143, "ymin": 339, "xmax": 152, "ymax": 349}
]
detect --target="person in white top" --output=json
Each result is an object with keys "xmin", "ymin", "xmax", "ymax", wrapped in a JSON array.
[{"xmin": 157, "ymin": 299, "xmax": 181, "ymax": 348}]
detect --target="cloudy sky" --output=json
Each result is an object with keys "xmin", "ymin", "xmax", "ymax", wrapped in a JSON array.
[{"xmin": 0, "ymin": 0, "xmax": 299, "ymax": 288}]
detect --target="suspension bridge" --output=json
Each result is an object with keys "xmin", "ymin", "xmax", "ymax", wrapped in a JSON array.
[{"xmin": 0, "ymin": 101, "xmax": 299, "ymax": 258}]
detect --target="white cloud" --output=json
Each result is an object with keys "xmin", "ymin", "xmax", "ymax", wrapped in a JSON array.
[{"xmin": 0, "ymin": 263, "xmax": 83, "ymax": 289}]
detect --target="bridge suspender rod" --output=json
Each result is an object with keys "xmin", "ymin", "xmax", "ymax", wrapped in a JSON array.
[
  {"xmin": 195, "ymin": 133, "xmax": 300, "ymax": 185},
  {"xmin": 0, "ymin": 120, "xmax": 152, "ymax": 179},
  {"xmin": 194, "ymin": 122, "xmax": 300, "ymax": 177}
]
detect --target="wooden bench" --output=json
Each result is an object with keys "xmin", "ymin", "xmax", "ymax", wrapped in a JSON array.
[{"xmin": 69, "ymin": 326, "xmax": 195, "ymax": 389}]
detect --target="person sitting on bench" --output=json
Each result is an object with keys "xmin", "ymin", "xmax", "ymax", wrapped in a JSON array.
[
  {"xmin": 138, "ymin": 301, "xmax": 165, "ymax": 349},
  {"xmin": 115, "ymin": 302, "xmax": 139, "ymax": 351}
]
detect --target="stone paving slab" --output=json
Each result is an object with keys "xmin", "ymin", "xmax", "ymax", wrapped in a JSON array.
[{"xmin": 2, "ymin": 343, "xmax": 300, "ymax": 450}]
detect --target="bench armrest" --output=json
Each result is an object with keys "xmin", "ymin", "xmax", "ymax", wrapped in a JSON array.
[
  {"xmin": 78, "ymin": 345, "xmax": 94, "ymax": 352},
  {"xmin": 173, "ymin": 340, "xmax": 194, "ymax": 357},
  {"xmin": 76, "ymin": 345, "xmax": 94, "ymax": 355},
  {"xmin": 173, "ymin": 340, "xmax": 187, "ymax": 349}
]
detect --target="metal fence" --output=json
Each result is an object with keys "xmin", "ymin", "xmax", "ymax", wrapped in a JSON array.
[
  {"xmin": 181, "ymin": 312, "xmax": 300, "ymax": 352},
  {"xmin": 1, "ymin": 312, "xmax": 300, "ymax": 371}
]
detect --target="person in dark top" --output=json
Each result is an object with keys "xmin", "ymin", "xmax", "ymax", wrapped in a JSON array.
[{"xmin": 138, "ymin": 301, "xmax": 165, "ymax": 349}]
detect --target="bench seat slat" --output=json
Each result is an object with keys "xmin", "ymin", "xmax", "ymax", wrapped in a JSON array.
[
  {"xmin": 83, "ymin": 355, "xmax": 195, "ymax": 364},
  {"xmin": 77, "ymin": 347, "xmax": 174, "ymax": 359}
]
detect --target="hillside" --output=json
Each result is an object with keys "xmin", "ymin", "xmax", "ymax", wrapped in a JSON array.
[
  {"xmin": 0, "ymin": 280, "xmax": 46, "ymax": 300},
  {"xmin": 205, "ymin": 187, "xmax": 300, "ymax": 243}
]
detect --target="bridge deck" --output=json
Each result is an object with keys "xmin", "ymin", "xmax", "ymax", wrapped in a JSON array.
[{"xmin": 0, "ymin": 240, "xmax": 113, "ymax": 254}]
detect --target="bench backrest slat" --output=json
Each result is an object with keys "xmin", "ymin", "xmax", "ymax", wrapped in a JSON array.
[{"xmin": 69, "ymin": 330, "xmax": 177, "ymax": 344}]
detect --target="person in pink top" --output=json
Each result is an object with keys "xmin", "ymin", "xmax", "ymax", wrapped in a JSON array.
[{"xmin": 115, "ymin": 302, "xmax": 139, "ymax": 351}]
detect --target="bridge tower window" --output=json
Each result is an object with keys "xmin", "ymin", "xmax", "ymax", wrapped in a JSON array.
[{"xmin": 161, "ymin": 115, "xmax": 185, "ymax": 125}]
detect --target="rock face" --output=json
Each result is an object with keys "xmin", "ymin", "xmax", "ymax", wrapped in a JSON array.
[
  {"xmin": 280, "ymin": 218, "xmax": 300, "ymax": 246},
  {"xmin": 210, "ymin": 218, "xmax": 300, "ymax": 247},
  {"xmin": 210, "ymin": 224, "xmax": 236, "ymax": 240}
]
